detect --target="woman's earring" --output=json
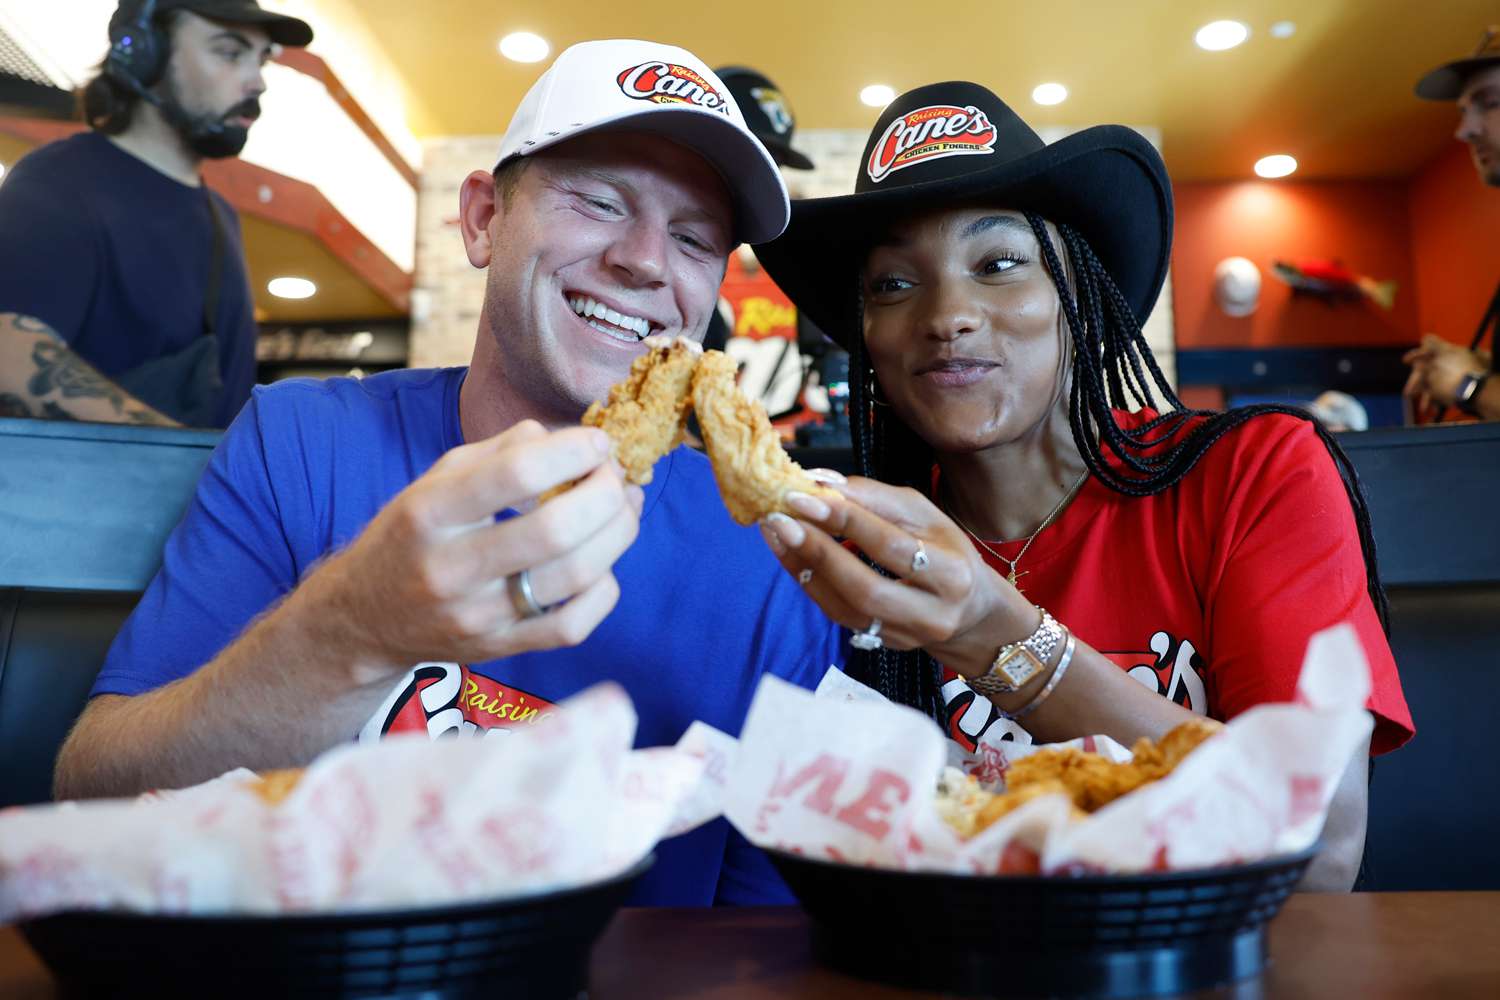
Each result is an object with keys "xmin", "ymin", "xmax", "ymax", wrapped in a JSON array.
[{"xmin": 866, "ymin": 371, "xmax": 891, "ymax": 407}]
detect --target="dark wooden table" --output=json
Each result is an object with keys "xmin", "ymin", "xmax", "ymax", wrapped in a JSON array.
[{"xmin": 3, "ymin": 893, "xmax": 1497, "ymax": 998}]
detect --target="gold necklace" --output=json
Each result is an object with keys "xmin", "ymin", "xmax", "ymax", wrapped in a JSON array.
[{"xmin": 947, "ymin": 470, "xmax": 1090, "ymax": 590}]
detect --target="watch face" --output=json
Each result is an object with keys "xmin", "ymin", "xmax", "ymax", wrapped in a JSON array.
[{"xmin": 995, "ymin": 646, "xmax": 1045, "ymax": 691}]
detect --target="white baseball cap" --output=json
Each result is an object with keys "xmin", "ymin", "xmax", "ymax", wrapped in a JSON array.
[{"xmin": 496, "ymin": 39, "xmax": 789, "ymax": 245}]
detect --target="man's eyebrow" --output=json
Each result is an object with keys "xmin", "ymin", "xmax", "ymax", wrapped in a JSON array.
[
  {"xmin": 570, "ymin": 168, "xmax": 728, "ymax": 235},
  {"xmin": 1461, "ymin": 83, "xmax": 1500, "ymax": 106},
  {"xmin": 210, "ymin": 30, "xmax": 251, "ymax": 46},
  {"xmin": 574, "ymin": 168, "xmax": 636, "ymax": 193}
]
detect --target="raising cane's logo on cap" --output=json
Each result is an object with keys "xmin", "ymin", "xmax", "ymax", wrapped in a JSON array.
[
  {"xmin": 866, "ymin": 104, "xmax": 998, "ymax": 184},
  {"xmin": 617, "ymin": 61, "xmax": 731, "ymax": 115}
]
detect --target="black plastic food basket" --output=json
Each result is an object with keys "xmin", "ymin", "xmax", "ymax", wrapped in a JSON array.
[
  {"xmin": 768, "ymin": 846, "xmax": 1316, "ymax": 999},
  {"xmin": 20, "ymin": 856, "xmax": 651, "ymax": 999}
]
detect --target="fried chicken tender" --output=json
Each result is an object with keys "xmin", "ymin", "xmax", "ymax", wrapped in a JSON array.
[
  {"xmin": 934, "ymin": 767, "xmax": 1072, "ymax": 839},
  {"xmin": 690, "ymin": 349, "xmax": 833, "ymax": 524},
  {"xmin": 582, "ymin": 335, "xmax": 702, "ymax": 486},
  {"xmin": 249, "ymin": 768, "xmax": 304, "ymax": 806},
  {"xmin": 1004, "ymin": 718, "xmax": 1223, "ymax": 814}
]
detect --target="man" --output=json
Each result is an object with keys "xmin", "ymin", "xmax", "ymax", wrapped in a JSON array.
[
  {"xmin": 1403, "ymin": 27, "xmax": 1500, "ymax": 421},
  {"xmin": 53, "ymin": 40, "xmax": 843, "ymax": 907},
  {"xmin": 0, "ymin": 1, "xmax": 313, "ymax": 428}
]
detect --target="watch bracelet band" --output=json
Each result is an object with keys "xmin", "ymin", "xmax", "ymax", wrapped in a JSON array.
[
  {"xmin": 1458, "ymin": 372, "xmax": 1490, "ymax": 415},
  {"xmin": 969, "ymin": 608, "xmax": 1063, "ymax": 697},
  {"xmin": 998, "ymin": 632, "xmax": 1076, "ymax": 722}
]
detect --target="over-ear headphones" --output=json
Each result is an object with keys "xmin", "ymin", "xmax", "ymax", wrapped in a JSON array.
[{"xmin": 105, "ymin": 0, "xmax": 167, "ymax": 100}]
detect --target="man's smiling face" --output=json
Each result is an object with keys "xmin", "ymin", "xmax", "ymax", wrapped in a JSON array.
[{"xmin": 476, "ymin": 132, "xmax": 733, "ymax": 420}]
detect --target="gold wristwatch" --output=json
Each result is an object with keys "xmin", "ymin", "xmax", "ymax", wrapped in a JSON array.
[{"xmin": 968, "ymin": 609, "xmax": 1063, "ymax": 698}]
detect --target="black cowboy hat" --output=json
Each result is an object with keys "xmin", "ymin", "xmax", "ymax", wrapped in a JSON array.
[
  {"xmin": 716, "ymin": 66, "xmax": 815, "ymax": 170},
  {"xmin": 753, "ymin": 81, "xmax": 1172, "ymax": 348},
  {"xmin": 1415, "ymin": 26, "xmax": 1500, "ymax": 101}
]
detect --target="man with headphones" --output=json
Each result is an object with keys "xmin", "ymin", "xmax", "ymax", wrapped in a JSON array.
[{"xmin": 0, "ymin": 1, "xmax": 313, "ymax": 428}]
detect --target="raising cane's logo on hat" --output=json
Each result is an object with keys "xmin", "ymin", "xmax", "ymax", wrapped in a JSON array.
[
  {"xmin": 866, "ymin": 104, "xmax": 998, "ymax": 184},
  {"xmin": 617, "ymin": 61, "xmax": 731, "ymax": 115}
]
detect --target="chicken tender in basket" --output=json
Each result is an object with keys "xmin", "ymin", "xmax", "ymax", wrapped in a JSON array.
[
  {"xmin": 1004, "ymin": 718, "xmax": 1223, "ymax": 813},
  {"xmin": 249, "ymin": 768, "xmax": 304, "ymax": 806}
]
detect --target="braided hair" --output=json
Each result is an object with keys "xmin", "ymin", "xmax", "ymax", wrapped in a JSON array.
[{"xmin": 844, "ymin": 214, "xmax": 1390, "ymax": 717}]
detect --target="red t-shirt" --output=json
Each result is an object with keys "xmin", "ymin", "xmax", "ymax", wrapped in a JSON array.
[{"xmin": 939, "ymin": 410, "xmax": 1414, "ymax": 757}]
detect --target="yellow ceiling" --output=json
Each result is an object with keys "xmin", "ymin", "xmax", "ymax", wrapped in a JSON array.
[
  {"xmin": 352, "ymin": 0, "xmax": 1493, "ymax": 181},
  {"xmin": 240, "ymin": 215, "xmax": 405, "ymax": 323}
]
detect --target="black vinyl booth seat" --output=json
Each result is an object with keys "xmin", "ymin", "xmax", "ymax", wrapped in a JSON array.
[
  {"xmin": 0, "ymin": 417, "xmax": 217, "ymax": 809},
  {"xmin": 1338, "ymin": 422, "xmax": 1500, "ymax": 891},
  {"xmin": 0, "ymin": 589, "xmax": 139, "ymax": 808},
  {"xmin": 0, "ymin": 417, "xmax": 1497, "ymax": 891}
]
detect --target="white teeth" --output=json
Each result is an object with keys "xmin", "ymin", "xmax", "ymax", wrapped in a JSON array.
[
  {"xmin": 566, "ymin": 293, "xmax": 653, "ymax": 340},
  {"xmin": 586, "ymin": 319, "xmax": 637, "ymax": 343}
]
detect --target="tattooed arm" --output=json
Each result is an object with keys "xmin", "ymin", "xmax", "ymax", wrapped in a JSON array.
[{"xmin": 0, "ymin": 313, "xmax": 181, "ymax": 427}]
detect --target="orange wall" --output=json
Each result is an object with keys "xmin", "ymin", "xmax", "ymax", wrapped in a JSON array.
[
  {"xmin": 1172, "ymin": 180, "xmax": 1419, "ymax": 349},
  {"xmin": 1407, "ymin": 141, "xmax": 1500, "ymax": 347}
]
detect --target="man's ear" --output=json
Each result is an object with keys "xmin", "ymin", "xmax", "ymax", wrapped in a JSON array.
[{"xmin": 458, "ymin": 169, "xmax": 500, "ymax": 269}]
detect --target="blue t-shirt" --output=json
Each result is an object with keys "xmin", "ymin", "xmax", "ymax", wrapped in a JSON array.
[
  {"xmin": 93, "ymin": 367, "xmax": 846, "ymax": 905},
  {"xmin": 0, "ymin": 131, "xmax": 257, "ymax": 428}
]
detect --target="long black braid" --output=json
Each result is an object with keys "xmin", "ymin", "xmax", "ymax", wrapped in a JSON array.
[{"xmin": 844, "ymin": 215, "xmax": 1390, "ymax": 715}]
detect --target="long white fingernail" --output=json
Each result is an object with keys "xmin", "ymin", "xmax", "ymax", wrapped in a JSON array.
[
  {"xmin": 764, "ymin": 512, "xmax": 806, "ymax": 548},
  {"xmin": 785, "ymin": 491, "xmax": 831, "ymax": 521},
  {"xmin": 759, "ymin": 520, "xmax": 785, "ymax": 554},
  {"xmin": 805, "ymin": 468, "xmax": 847, "ymax": 485}
]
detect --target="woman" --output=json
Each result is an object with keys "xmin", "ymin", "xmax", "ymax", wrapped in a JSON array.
[{"xmin": 753, "ymin": 83, "xmax": 1413, "ymax": 890}]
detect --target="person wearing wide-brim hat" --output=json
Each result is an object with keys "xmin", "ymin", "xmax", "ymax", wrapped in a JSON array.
[
  {"xmin": 1403, "ymin": 26, "xmax": 1500, "ymax": 422},
  {"xmin": 753, "ymin": 82, "xmax": 1413, "ymax": 890}
]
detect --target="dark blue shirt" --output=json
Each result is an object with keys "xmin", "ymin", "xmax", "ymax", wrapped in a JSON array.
[
  {"xmin": 91, "ymin": 367, "xmax": 847, "ymax": 905},
  {"xmin": 0, "ymin": 131, "xmax": 256, "ymax": 427}
]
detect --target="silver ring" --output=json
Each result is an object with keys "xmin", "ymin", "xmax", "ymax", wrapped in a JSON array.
[
  {"xmin": 850, "ymin": 618, "xmax": 884, "ymax": 651},
  {"xmin": 507, "ymin": 569, "xmax": 546, "ymax": 620},
  {"xmin": 797, "ymin": 568, "xmax": 814, "ymax": 585},
  {"xmin": 910, "ymin": 542, "xmax": 930, "ymax": 575}
]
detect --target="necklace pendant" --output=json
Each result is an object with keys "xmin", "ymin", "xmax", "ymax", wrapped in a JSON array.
[{"xmin": 1007, "ymin": 568, "xmax": 1027, "ymax": 589}]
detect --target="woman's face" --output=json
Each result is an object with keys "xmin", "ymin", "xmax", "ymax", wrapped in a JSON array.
[{"xmin": 861, "ymin": 207, "xmax": 1069, "ymax": 454}]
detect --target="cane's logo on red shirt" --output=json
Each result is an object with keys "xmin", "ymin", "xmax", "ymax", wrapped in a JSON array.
[
  {"xmin": 365, "ymin": 662, "xmax": 558, "ymax": 742},
  {"xmin": 617, "ymin": 62, "xmax": 731, "ymax": 115},
  {"xmin": 1105, "ymin": 632, "xmax": 1208, "ymax": 716},
  {"xmin": 866, "ymin": 104, "xmax": 997, "ymax": 184}
]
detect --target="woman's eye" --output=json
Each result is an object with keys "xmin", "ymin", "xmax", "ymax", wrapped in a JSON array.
[
  {"xmin": 870, "ymin": 276, "xmax": 910, "ymax": 294},
  {"xmin": 585, "ymin": 197, "xmax": 621, "ymax": 214},
  {"xmin": 981, "ymin": 255, "xmax": 1024, "ymax": 275},
  {"xmin": 674, "ymin": 232, "xmax": 709, "ymax": 252}
]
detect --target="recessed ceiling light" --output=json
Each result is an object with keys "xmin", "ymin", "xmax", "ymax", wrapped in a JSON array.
[
  {"xmin": 860, "ymin": 84, "xmax": 896, "ymax": 108},
  {"xmin": 1269, "ymin": 21, "xmax": 1296, "ymax": 39},
  {"xmin": 498, "ymin": 31, "xmax": 549, "ymax": 63},
  {"xmin": 1032, "ymin": 82, "xmax": 1068, "ymax": 106},
  {"xmin": 1195, "ymin": 20, "xmax": 1250, "ymax": 51},
  {"xmin": 268, "ymin": 277, "xmax": 318, "ymax": 300},
  {"xmin": 1254, "ymin": 154, "xmax": 1298, "ymax": 178}
]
